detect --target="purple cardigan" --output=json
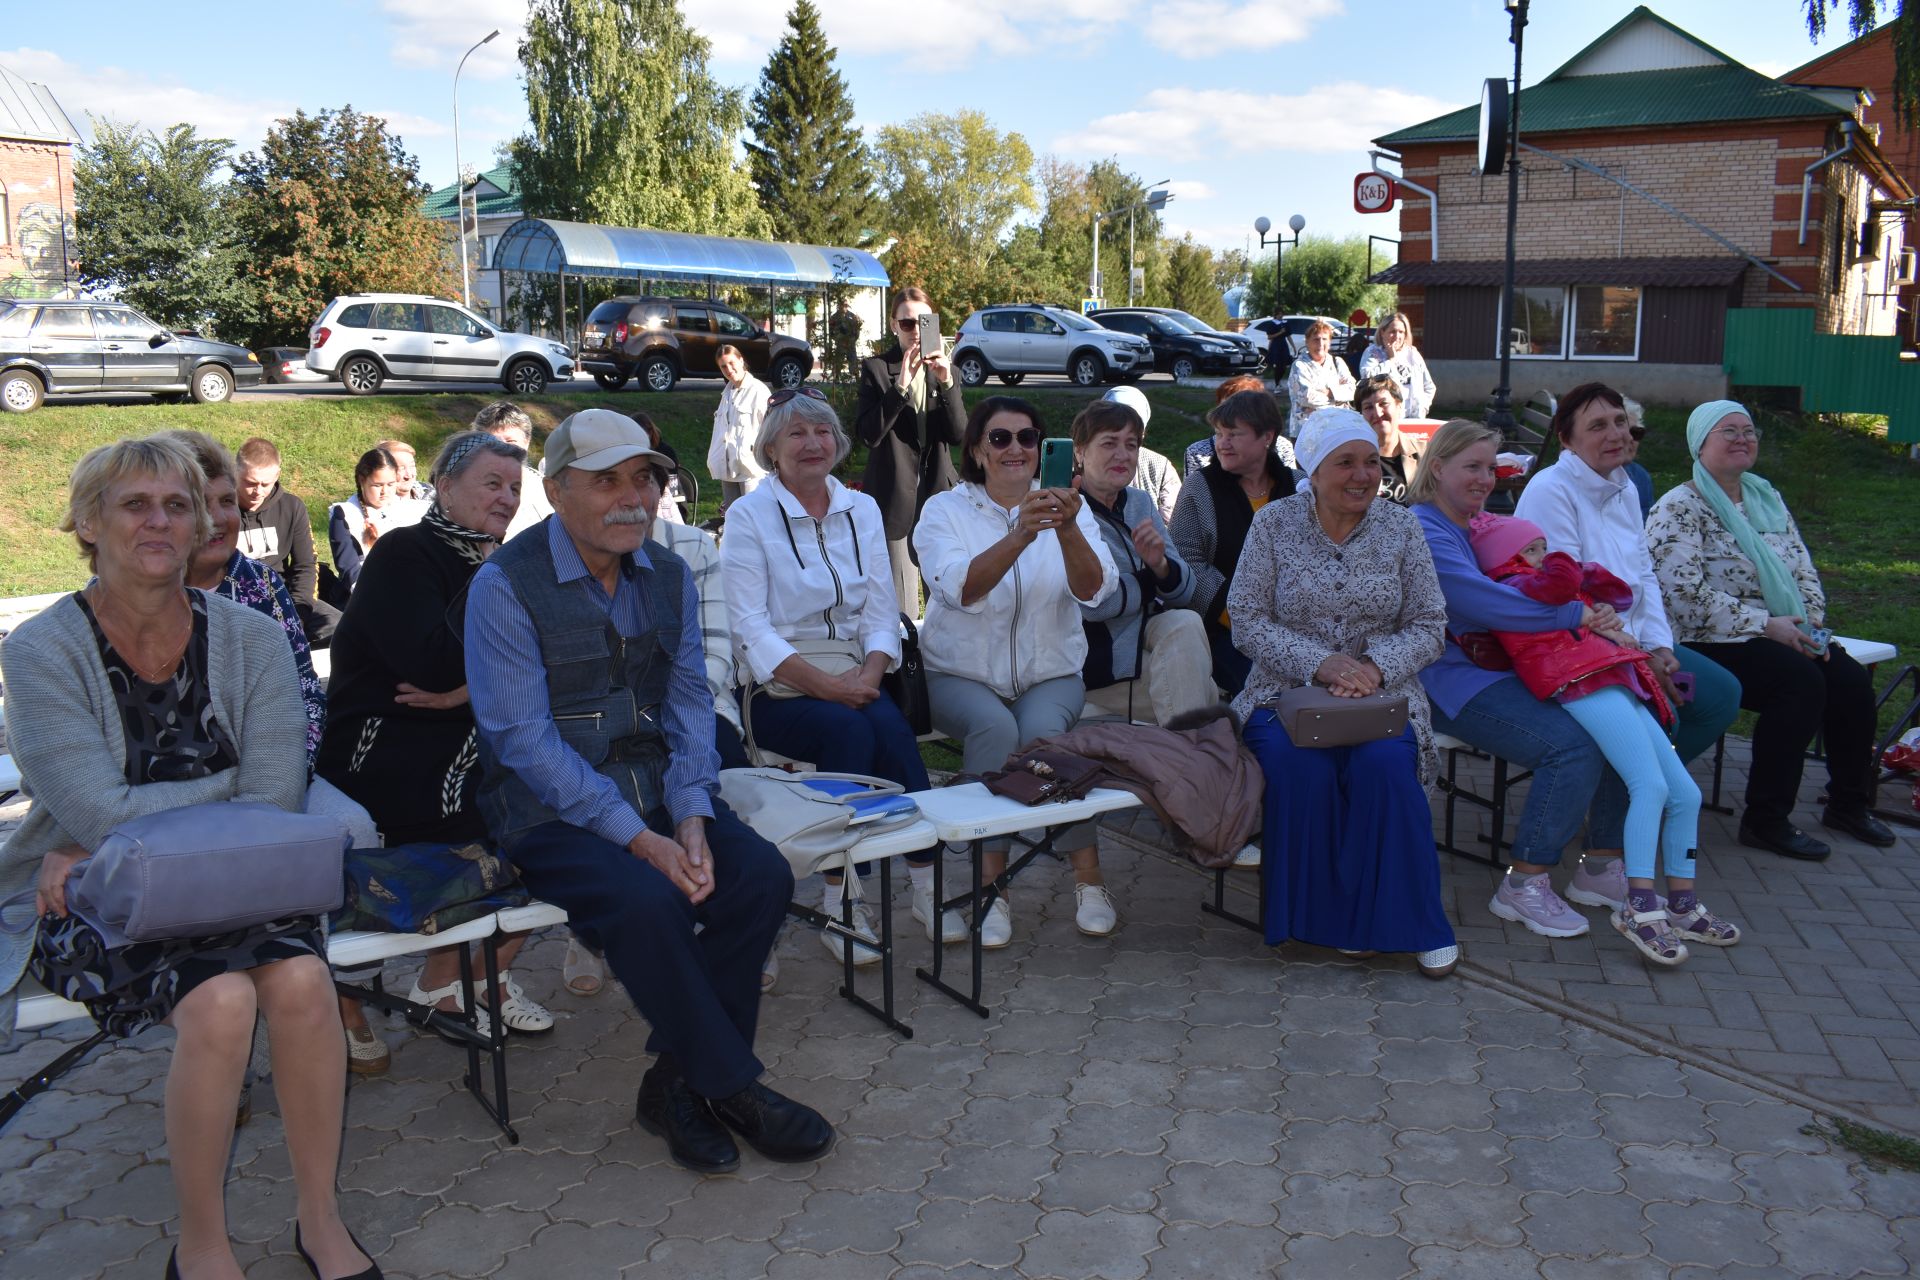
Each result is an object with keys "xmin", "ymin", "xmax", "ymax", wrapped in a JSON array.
[{"xmin": 1411, "ymin": 502, "xmax": 1585, "ymax": 719}]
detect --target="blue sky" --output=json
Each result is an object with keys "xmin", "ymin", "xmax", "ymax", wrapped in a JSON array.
[{"xmin": 5, "ymin": 1, "xmax": 1872, "ymax": 260}]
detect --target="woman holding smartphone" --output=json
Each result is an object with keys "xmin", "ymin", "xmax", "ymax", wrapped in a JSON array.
[{"xmin": 857, "ymin": 285, "xmax": 966, "ymax": 614}]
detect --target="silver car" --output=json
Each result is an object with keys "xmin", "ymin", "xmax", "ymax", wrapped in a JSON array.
[
  {"xmin": 306, "ymin": 294, "xmax": 574, "ymax": 396},
  {"xmin": 950, "ymin": 305, "xmax": 1154, "ymax": 388}
]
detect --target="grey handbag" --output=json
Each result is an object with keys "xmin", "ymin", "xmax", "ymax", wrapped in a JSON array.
[
  {"xmin": 1271, "ymin": 685, "xmax": 1410, "ymax": 748},
  {"xmin": 67, "ymin": 802, "xmax": 350, "ymax": 948}
]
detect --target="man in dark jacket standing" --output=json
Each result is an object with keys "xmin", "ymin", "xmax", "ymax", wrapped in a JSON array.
[
  {"xmin": 855, "ymin": 286, "xmax": 963, "ymax": 614},
  {"xmin": 235, "ymin": 436, "xmax": 340, "ymax": 646}
]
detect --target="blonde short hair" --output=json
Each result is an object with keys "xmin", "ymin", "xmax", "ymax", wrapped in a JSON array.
[
  {"xmin": 157, "ymin": 429, "xmax": 236, "ymax": 487},
  {"xmin": 1406, "ymin": 418, "xmax": 1503, "ymax": 505},
  {"xmin": 62, "ymin": 434, "xmax": 212, "ymax": 570},
  {"xmin": 755, "ymin": 392, "xmax": 853, "ymax": 472}
]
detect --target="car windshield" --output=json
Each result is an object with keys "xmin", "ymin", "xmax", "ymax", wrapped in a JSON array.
[
  {"xmin": 1158, "ymin": 311, "xmax": 1215, "ymax": 333},
  {"xmin": 1142, "ymin": 316, "xmax": 1186, "ymax": 335},
  {"xmin": 1050, "ymin": 309, "xmax": 1097, "ymax": 331}
]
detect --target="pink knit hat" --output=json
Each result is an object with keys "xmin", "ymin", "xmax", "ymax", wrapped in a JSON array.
[{"xmin": 1468, "ymin": 513, "xmax": 1547, "ymax": 573}]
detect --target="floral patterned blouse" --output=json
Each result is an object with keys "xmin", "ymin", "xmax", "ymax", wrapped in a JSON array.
[
  {"xmin": 215, "ymin": 550, "xmax": 326, "ymax": 769},
  {"xmin": 1285, "ymin": 353, "xmax": 1357, "ymax": 437},
  {"xmin": 1644, "ymin": 482, "xmax": 1826, "ymax": 644},
  {"xmin": 1227, "ymin": 492, "xmax": 1448, "ymax": 782}
]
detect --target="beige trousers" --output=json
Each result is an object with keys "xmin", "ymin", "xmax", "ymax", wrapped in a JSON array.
[{"xmin": 1083, "ymin": 610, "xmax": 1219, "ymax": 726}]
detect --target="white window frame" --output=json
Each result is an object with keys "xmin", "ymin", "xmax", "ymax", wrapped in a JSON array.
[
  {"xmin": 1496, "ymin": 285, "xmax": 1643, "ymax": 361},
  {"xmin": 1502, "ymin": 286, "xmax": 1570, "ymax": 360}
]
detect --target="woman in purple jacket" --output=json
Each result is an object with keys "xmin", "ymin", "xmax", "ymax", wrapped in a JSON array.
[{"xmin": 1409, "ymin": 420, "xmax": 1616, "ymax": 941}]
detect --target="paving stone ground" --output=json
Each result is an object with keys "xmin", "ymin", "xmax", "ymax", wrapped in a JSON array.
[{"xmin": 3, "ymin": 747, "xmax": 1919, "ymax": 1279}]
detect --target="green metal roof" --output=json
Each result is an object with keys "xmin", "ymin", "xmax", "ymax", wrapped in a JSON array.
[{"xmin": 420, "ymin": 165, "xmax": 522, "ymax": 221}]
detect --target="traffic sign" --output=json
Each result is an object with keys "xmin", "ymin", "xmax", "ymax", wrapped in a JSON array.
[{"xmin": 1354, "ymin": 172, "xmax": 1397, "ymax": 214}]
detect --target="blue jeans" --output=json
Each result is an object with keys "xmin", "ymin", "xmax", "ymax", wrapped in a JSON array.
[
  {"xmin": 1430, "ymin": 675, "xmax": 1607, "ymax": 868},
  {"xmin": 742, "ymin": 690, "xmax": 932, "ymax": 867}
]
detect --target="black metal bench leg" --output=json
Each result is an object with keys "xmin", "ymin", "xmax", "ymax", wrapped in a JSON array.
[{"xmin": 0, "ymin": 1029, "xmax": 111, "ymax": 1133}]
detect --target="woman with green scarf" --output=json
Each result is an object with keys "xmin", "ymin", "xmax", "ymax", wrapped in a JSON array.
[{"xmin": 1646, "ymin": 401, "xmax": 1894, "ymax": 859}]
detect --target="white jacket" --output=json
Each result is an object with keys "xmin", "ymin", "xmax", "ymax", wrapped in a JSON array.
[
  {"xmin": 707, "ymin": 374, "xmax": 772, "ymax": 487},
  {"xmin": 720, "ymin": 474, "xmax": 900, "ymax": 686},
  {"xmin": 1515, "ymin": 449, "xmax": 1675, "ymax": 652},
  {"xmin": 912, "ymin": 482, "xmax": 1118, "ymax": 699}
]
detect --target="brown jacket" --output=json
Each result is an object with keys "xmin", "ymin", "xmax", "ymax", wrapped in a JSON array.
[{"xmin": 1038, "ymin": 711, "xmax": 1263, "ymax": 868}]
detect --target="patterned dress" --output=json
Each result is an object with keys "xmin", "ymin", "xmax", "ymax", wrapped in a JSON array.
[
  {"xmin": 30, "ymin": 591, "xmax": 324, "ymax": 1037},
  {"xmin": 215, "ymin": 550, "xmax": 326, "ymax": 768}
]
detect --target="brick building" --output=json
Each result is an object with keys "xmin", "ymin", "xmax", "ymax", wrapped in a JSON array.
[
  {"xmin": 0, "ymin": 65, "xmax": 79, "ymax": 298},
  {"xmin": 1370, "ymin": 6, "xmax": 1913, "ymax": 405}
]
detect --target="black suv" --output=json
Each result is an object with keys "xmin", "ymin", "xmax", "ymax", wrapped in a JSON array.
[
  {"xmin": 578, "ymin": 296, "xmax": 814, "ymax": 393},
  {"xmin": 0, "ymin": 299, "xmax": 262, "ymax": 412},
  {"xmin": 1088, "ymin": 309, "xmax": 1263, "ymax": 380}
]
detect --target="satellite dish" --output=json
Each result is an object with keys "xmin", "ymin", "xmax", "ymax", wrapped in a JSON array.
[{"xmin": 1480, "ymin": 77, "xmax": 1510, "ymax": 176}]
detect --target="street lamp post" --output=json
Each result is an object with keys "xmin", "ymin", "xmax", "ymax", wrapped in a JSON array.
[
  {"xmin": 1488, "ymin": 0, "xmax": 1529, "ymax": 437},
  {"xmin": 453, "ymin": 28, "xmax": 500, "ymax": 310},
  {"xmin": 1253, "ymin": 213, "xmax": 1306, "ymax": 317},
  {"xmin": 1091, "ymin": 183, "xmax": 1173, "ymax": 309}
]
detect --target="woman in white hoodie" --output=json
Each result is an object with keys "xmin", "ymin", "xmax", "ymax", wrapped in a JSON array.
[
  {"xmin": 707, "ymin": 343, "xmax": 770, "ymax": 505},
  {"xmin": 913, "ymin": 396, "xmax": 1119, "ymax": 943}
]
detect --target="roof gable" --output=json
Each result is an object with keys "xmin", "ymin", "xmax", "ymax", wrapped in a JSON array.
[
  {"xmin": 421, "ymin": 164, "xmax": 521, "ymax": 221},
  {"xmin": 1547, "ymin": 6, "xmax": 1737, "ymax": 80},
  {"xmin": 0, "ymin": 64, "xmax": 81, "ymax": 145}
]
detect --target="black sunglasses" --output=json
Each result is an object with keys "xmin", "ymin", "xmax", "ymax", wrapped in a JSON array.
[
  {"xmin": 767, "ymin": 386, "xmax": 830, "ymax": 408},
  {"xmin": 986, "ymin": 427, "xmax": 1042, "ymax": 449},
  {"xmin": 895, "ymin": 315, "xmax": 921, "ymax": 329}
]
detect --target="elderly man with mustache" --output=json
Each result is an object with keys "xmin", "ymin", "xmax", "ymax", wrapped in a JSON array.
[{"xmin": 463, "ymin": 409, "xmax": 832, "ymax": 1176}]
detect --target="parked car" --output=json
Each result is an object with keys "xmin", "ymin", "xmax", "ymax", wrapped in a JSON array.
[
  {"xmin": 1130, "ymin": 307, "xmax": 1265, "ymax": 363},
  {"xmin": 950, "ymin": 304, "xmax": 1154, "ymax": 388},
  {"xmin": 578, "ymin": 296, "xmax": 813, "ymax": 394},
  {"xmin": 256, "ymin": 347, "xmax": 327, "ymax": 385},
  {"xmin": 0, "ymin": 298, "xmax": 262, "ymax": 413},
  {"xmin": 305, "ymin": 294, "xmax": 574, "ymax": 396},
  {"xmin": 1088, "ymin": 309, "xmax": 1261, "ymax": 380}
]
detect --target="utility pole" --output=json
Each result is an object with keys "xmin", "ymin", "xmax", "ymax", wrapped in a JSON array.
[{"xmin": 453, "ymin": 28, "xmax": 500, "ymax": 309}]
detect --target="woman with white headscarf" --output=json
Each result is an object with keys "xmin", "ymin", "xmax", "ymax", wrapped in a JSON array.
[{"xmin": 1231, "ymin": 408, "xmax": 1457, "ymax": 977}]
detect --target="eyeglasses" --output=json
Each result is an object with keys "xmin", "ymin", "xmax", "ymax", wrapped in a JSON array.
[
  {"xmin": 767, "ymin": 386, "xmax": 829, "ymax": 408},
  {"xmin": 986, "ymin": 427, "xmax": 1042, "ymax": 449},
  {"xmin": 1710, "ymin": 425, "xmax": 1761, "ymax": 443}
]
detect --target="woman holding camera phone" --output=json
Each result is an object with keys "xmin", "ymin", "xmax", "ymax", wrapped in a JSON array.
[{"xmin": 857, "ymin": 285, "xmax": 965, "ymax": 614}]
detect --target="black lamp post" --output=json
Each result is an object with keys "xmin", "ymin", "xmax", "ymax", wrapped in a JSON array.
[
  {"xmin": 1487, "ymin": 0, "xmax": 1529, "ymax": 436},
  {"xmin": 1253, "ymin": 213, "xmax": 1306, "ymax": 317}
]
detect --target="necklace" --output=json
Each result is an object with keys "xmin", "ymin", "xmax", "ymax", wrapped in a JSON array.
[{"xmin": 89, "ymin": 586, "xmax": 192, "ymax": 683}]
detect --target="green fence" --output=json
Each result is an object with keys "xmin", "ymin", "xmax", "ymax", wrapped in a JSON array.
[{"xmin": 1722, "ymin": 307, "xmax": 1920, "ymax": 442}]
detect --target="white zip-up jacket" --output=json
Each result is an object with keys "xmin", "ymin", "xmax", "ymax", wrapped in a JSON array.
[
  {"xmin": 912, "ymin": 481, "xmax": 1118, "ymax": 699},
  {"xmin": 1515, "ymin": 449, "xmax": 1675, "ymax": 652},
  {"xmin": 720, "ymin": 474, "xmax": 901, "ymax": 686},
  {"xmin": 707, "ymin": 374, "xmax": 772, "ymax": 488}
]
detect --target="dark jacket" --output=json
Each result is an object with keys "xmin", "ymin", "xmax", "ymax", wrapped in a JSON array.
[
  {"xmin": 855, "ymin": 344, "xmax": 964, "ymax": 541},
  {"xmin": 235, "ymin": 484, "xmax": 320, "ymax": 603},
  {"xmin": 1080, "ymin": 486, "xmax": 1196, "ymax": 689},
  {"xmin": 1168, "ymin": 453, "xmax": 1297, "ymax": 639}
]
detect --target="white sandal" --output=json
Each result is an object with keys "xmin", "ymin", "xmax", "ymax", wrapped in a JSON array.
[
  {"xmin": 471, "ymin": 973, "xmax": 555, "ymax": 1035},
  {"xmin": 407, "ymin": 978, "xmax": 492, "ymax": 1043}
]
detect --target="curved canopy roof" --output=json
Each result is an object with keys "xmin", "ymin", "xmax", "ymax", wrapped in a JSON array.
[{"xmin": 491, "ymin": 218, "xmax": 889, "ymax": 289}]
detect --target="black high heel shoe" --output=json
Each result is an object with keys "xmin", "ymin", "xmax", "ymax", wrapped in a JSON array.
[
  {"xmin": 164, "ymin": 1248, "xmax": 179, "ymax": 1279},
  {"xmin": 294, "ymin": 1225, "xmax": 383, "ymax": 1280}
]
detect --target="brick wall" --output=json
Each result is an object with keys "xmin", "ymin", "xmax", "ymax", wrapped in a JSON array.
[{"xmin": 0, "ymin": 137, "xmax": 75, "ymax": 292}]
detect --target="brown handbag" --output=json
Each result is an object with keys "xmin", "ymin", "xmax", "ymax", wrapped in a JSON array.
[
  {"xmin": 1270, "ymin": 685, "xmax": 1410, "ymax": 748},
  {"xmin": 977, "ymin": 746, "xmax": 1109, "ymax": 806}
]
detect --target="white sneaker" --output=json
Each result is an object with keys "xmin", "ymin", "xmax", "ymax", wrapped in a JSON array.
[
  {"xmin": 1074, "ymin": 883, "xmax": 1118, "ymax": 936},
  {"xmin": 980, "ymin": 897, "xmax": 1013, "ymax": 949},
  {"xmin": 912, "ymin": 883, "xmax": 967, "ymax": 944},
  {"xmin": 1232, "ymin": 843, "xmax": 1262, "ymax": 869},
  {"xmin": 820, "ymin": 902, "xmax": 883, "ymax": 967}
]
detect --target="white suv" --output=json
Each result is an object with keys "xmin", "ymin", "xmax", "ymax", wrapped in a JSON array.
[
  {"xmin": 306, "ymin": 294, "xmax": 575, "ymax": 396},
  {"xmin": 950, "ymin": 305, "xmax": 1154, "ymax": 388}
]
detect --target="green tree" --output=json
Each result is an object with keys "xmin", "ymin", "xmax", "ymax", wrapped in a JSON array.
[
  {"xmin": 1210, "ymin": 246, "xmax": 1252, "ymax": 297},
  {"xmin": 1164, "ymin": 237, "xmax": 1228, "ymax": 326},
  {"xmin": 1031, "ymin": 157, "xmax": 1167, "ymax": 305},
  {"xmin": 224, "ymin": 107, "xmax": 454, "ymax": 349},
  {"xmin": 1805, "ymin": 1, "xmax": 1917, "ymax": 123},
  {"xmin": 875, "ymin": 111, "xmax": 1036, "ymax": 264},
  {"xmin": 744, "ymin": 0, "xmax": 878, "ymax": 246},
  {"xmin": 1246, "ymin": 235, "xmax": 1395, "ymax": 324},
  {"xmin": 511, "ymin": 0, "xmax": 767, "ymax": 237},
  {"xmin": 73, "ymin": 120, "xmax": 252, "ymax": 335}
]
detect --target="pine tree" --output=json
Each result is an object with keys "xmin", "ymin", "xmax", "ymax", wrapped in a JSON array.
[
  {"xmin": 744, "ymin": 0, "xmax": 878, "ymax": 246},
  {"xmin": 1165, "ymin": 237, "xmax": 1229, "ymax": 327}
]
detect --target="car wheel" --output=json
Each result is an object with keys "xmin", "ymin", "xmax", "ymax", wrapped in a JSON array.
[
  {"xmin": 191, "ymin": 365, "xmax": 235, "ymax": 404},
  {"xmin": 593, "ymin": 371, "xmax": 629, "ymax": 391},
  {"xmin": 955, "ymin": 352, "xmax": 989, "ymax": 387},
  {"xmin": 1170, "ymin": 356, "xmax": 1197, "ymax": 380},
  {"xmin": 341, "ymin": 356, "xmax": 385, "ymax": 396},
  {"xmin": 1069, "ymin": 352, "xmax": 1107, "ymax": 388},
  {"xmin": 770, "ymin": 355, "xmax": 808, "ymax": 390},
  {"xmin": 506, "ymin": 359, "xmax": 549, "ymax": 396},
  {"xmin": 0, "ymin": 369, "xmax": 44, "ymax": 413},
  {"xmin": 641, "ymin": 356, "xmax": 679, "ymax": 393},
  {"xmin": 997, "ymin": 373, "xmax": 1026, "ymax": 386}
]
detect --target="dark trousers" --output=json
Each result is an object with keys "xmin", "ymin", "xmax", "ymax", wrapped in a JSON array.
[
  {"xmin": 1688, "ymin": 637, "xmax": 1878, "ymax": 824},
  {"xmin": 505, "ymin": 802, "xmax": 793, "ymax": 1099},
  {"xmin": 296, "ymin": 595, "xmax": 340, "ymax": 648},
  {"xmin": 741, "ymin": 691, "xmax": 931, "ymax": 792},
  {"xmin": 1209, "ymin": 627, "xmax": 1253, "ymax": 698}
]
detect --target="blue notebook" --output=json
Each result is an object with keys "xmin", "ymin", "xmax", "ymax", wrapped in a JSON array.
[{"xmin": 798, "ymin": 778, "xmax": 921, "ymax": 826}]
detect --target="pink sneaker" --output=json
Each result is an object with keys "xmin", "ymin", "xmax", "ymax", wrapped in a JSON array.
[
  {"xmin": 1489, "ymin": 872, "xmax": 1591, "ymax": 938},
  {"xmin": 1565, "ymin": 856, "xmax": 1628, "ymax": 911}
]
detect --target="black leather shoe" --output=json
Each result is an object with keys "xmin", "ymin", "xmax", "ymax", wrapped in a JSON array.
[
  {"xmin": 709, "ymin": 1081, "xmax": 834, "ymax": 1163},
  {"xmin": 1739, "ymin": 818, "xmax": 1832, "ymax": 862},
  {"xmin": 294, "ymin": 1225, "xmax": 383, "ymax": 1280},
  {"xmin": 636, "ymin": 1062, "xmax": 740, "ymax": 1174},
  {"xmin": 1822, "ymin": 805, "xmax": 1898, "ymax": 848}
]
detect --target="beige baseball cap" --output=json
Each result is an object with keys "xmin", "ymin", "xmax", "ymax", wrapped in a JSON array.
[{"xmin": 540, "ymin": 408, "xmax": 672, "ymax": 478}]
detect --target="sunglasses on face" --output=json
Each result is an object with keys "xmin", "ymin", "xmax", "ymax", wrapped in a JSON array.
[
  {"xmin": 896, "ymin": 316, "xmax": 921, "ymax": 330},
  {"xmin": 986, "ymin": 427, "xmax": 1041, "ymax": 449},
  {"xmin": 767, "ymin": 386, "xmax": 830, "ymax": 408}
]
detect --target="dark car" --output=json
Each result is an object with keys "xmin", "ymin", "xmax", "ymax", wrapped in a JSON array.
[
  {"xmin": 1089, "ymin": 309, "xmax": 1262, "ymax": 380},
  {"xmin": 578, "ymin": 296, "xmax": 814, "ymax": 394},
  {"xmin": 1130, "ymin": 307, "xmax": 1265, "ymax": 364},
  {"xmin": 0, "ymin": 299, "xmax": 262, "ymax": 412}
]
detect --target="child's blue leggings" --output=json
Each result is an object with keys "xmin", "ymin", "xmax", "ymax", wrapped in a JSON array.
[{"xmin": 1560, "ymin": 685, "xmax": 1700, "ymax": 880}]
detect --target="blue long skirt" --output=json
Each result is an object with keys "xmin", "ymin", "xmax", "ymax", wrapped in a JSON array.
[{"xmin": 1244, "ymin": 711, "xmax": 1456, "ymax": 953}]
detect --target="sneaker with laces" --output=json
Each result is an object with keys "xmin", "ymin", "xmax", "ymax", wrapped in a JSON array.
[
  {"xmin": 1489, "ymin": 873, "xmax": 1590, "ymax": 938},
  {"xmin": 820, "ymin": 903, "xmax": 883, "ymax": 966},
  {"xmin": 1565, "ymin": 856, "xmax": 1628, "ymax": 911},
  {"xmin": 1074, "ymin": 883, "xmax": 1118, "ymax": 936},
  {"xmin": 1612, "ymin": 905, "xmax": 1688, "ymax": 966},
  {"xmin": 980, "ymin": 897, "xmax": 1013, "ymax": 949},
  {"xmin": 911, "ymin": 883, "xmax": 967, "ymax": 944}
]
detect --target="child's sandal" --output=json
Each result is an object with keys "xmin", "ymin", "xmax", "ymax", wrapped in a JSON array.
[
  {"xmin": 1664, "ymin": 900, "xmax": 1741, "ymax": 947},
  {"xmin": 1612, "ymin": 906, "xmax": 1689, "ymax": 966}
]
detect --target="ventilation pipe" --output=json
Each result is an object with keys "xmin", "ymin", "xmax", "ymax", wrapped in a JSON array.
[
  {"xmin": 1371, "ymin": 150, "xmax": 1440, "ymax": 261},
  {"xmin": 1800, "ymin": 119, "xmax": 1859, "ymax": 245}
]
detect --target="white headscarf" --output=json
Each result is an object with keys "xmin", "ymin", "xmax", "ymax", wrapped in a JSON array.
[{"xmin": 1295, "ymin": 407, "xmax": 1379, "ymax": 480}]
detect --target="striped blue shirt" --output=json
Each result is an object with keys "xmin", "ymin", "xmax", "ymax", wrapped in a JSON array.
[{"xmin": 466, "ymin": 517, "xmax": 719, "ymax": 849}]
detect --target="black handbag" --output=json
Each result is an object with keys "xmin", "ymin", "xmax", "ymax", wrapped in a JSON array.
[{"xmin": 882, "ymin": 612, "xmax": 933, "ymax": 736}]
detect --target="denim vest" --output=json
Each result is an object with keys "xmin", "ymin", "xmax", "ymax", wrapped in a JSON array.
[{"xmin": 476, "ymin": 519, "xmax": 687, "ymax": 844}]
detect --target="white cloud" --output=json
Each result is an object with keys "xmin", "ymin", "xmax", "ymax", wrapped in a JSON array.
[
  {"xmin": 0, "ymin": 46, "xmax": 292, "ymax": 150},
  {"xmin": 1144, "ymin": 0, "xmax": 1343, "ymax": 58},
  {"xmin": 371, "ymin": 110, "xmax": 450, "ymax": 140},
  {"xmin": 378, "ymin": 0, "xmax": 523, "ymax": 77},
  {"xmin": 683, "ymin": 0, "xmax": 1143, "ymax": 70},
  {"xmin": 1054, "ymin": 83, "xmax": 1455, "ymax": 159},
  {"xmin": 1164, "ymin": 179, "xmax": 1215, "ymax": 201}
]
